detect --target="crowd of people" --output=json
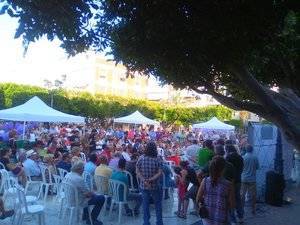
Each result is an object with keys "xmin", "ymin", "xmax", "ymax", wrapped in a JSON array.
[{"xmin": 0, "ymin": 122, "xmax": 259, "ymax": 225}]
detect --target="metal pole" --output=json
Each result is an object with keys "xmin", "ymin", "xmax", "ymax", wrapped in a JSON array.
[
  {"xmin": 50, "ymin": 91, "xmax": 54, "ymax": 107},
  {"xmin": 22, "ymin": 121, "xmax": 26, "ymax": 140}
]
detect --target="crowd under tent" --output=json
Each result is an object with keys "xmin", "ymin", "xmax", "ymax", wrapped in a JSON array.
[
  {"xmin": 114, "ymin": 111, "xmax": 159, "ymax": 126},
  {"xmin": 0, "ymin": 96, "xmax": 85, "ymax": 138}
]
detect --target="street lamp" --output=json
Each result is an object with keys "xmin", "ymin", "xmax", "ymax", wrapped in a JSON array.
[{"xmin": 43, "ymin": 74, "xmax": 66, "ymax": 107}]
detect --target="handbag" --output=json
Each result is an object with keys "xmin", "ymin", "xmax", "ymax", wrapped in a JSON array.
[{"xmin": 198, "ymin": 178, "xmax": 209, "ymax": 218}]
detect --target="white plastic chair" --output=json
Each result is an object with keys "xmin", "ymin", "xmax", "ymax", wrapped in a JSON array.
[
  {"xmin": 0, "ymin": 170, "xmax": 38, "ymax": 205},
  {"xmin": 94, "ymin": 175, "xmax": 110, "ymax": 216},
  {"xmin": 14, "ymin": 184, "xmax": 45, "ymax": 225},
  {"xmin": 83, "ymin": 171, "xmax": 94, "ymax": 191},
  {"xmin": 60, "ymin": 181, "xmax": 93, "ymax": 225},
  {"xmin": 24, "ymin": 175, "xmax": 42, "ymax": 195},
  {"xmin": 0, "ymin": 168, "xmax": 6, "ymax": 193},
  {"xmin": 57, "ymin": 167, "xmax": 68, "ymax": 179},
  {"xmin": 52, "ymin": 174, "xmax": 62, "ymax": 194},
  {"xmin": 53, "ymin": 174, "xmax": 66, "ymax": 219},
  {"xmin": 108, "ymin": 179, "xmax": 130, "ymax": 224},
  {"xmin": 0, "ymin": 162, "xmax": 5, "ymax": 169},
  {"xmin": 38, "ymin": 164, "xmax": 57, "ymax": 202},
  {"xmin": 124, "ymin": 170, "xmax": 139, "ymax": 192},
  {"xmin": 1, "ymin": 169, "xmax": 18, "ymax": 200}
]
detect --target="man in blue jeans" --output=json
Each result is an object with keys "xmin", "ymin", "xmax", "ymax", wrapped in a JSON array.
[
  {"xmin": 65, "ymin": 160, "xmax": 105, "ymax": 225},
  {"xmin": 136, "ymin": 142, "xmax": 163, "ymax": 225}
]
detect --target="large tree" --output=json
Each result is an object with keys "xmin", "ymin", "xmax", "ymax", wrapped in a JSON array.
[{"xmin": 0, "ymin": 0, "xmax": 299, "ymax": 149}]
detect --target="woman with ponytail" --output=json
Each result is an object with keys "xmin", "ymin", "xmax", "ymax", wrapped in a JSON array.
[{"xmin": 197, "ymin": 156, "xmax": 234, "ymax": 225}]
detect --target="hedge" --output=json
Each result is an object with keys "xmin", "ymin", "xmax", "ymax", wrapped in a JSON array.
[{"xmin": 0, "ymin": 83, "xmax": 233, "ymax": 125}]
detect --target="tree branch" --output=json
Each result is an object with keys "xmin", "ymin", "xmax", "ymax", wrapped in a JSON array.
[
  {"xmin": 230, "ymin": 65, "xmax": 287, "ymax": 115},
  {"xmin": 191, "ymin": 87, "xmax": 266, "ymax": 116}
]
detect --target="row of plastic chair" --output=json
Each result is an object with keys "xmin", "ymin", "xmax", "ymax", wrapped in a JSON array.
[
  {"xmin": 60, "ymin": 178, "xmax": 94, "ymax": 225},
  {"xmin": 0, "ymin": 169, "xmax": 45, "ymax": 225}
]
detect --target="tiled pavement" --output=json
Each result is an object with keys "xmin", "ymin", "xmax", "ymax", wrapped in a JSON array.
[
  {"xmin": 2, "ymin": 184, "xmax": 300, "ymax": 225},
  {"xmin": 2, "ymin": 191, "xmax": 200, "ymax": 225}
]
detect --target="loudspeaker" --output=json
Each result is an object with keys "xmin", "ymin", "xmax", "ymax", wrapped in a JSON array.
[{"xmin": 265, "ymin": 170, "xmax": 285, "ymax": 206}]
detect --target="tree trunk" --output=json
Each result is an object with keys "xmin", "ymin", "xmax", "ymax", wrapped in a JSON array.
[
  {"xmin": 262, "ymin": 89, "xmax": 300, "ymax": 151},
  {"xmin": 230, "ymin": 66, "xmax": 300, "ymax": 151}
]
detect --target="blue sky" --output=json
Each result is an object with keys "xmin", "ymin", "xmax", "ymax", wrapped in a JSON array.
[
  {"xmin": 0, "ymin": 14, "xmax": 166, "ymax": 94},
  {"xmin": 1, "ymin": 15, "xmax": 62, "ymax": 84},
  {"xmin": 0, "ymin": 14, "xmax": 104, "ymax": 87}
]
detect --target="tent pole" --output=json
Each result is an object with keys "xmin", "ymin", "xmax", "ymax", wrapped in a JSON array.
[{"xmin": 22, "ymin": 121, "xmax": 26, "ymax": 140}]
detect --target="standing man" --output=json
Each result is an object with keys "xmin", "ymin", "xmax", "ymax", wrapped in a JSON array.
[
  {"xmin": 197, "ymin": 140, "xmax": 214, "ymax": 169},
  {"xmin": 185, "ymin": 139, "xmax": 200, "ymax": 169},
  {"xmin": 241, "ymin": 145, "xmax": 259, "ymax": 216},
  {"xmin": 225, "ymin": 144, "xmax": 244, "ymax": 224},
  {"xmin": 136, "ymin": 142, "xmax": 163, "ymax": 225}
]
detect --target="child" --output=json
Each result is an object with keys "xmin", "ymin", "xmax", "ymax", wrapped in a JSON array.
[{"xmin": 174, "ymin": 165, "xmax": 188, "ymax": 219}]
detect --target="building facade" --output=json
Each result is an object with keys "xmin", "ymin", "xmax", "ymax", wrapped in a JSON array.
[
  {"xmin": 63, "ymin": 54, "xmax": 220, "ymax": 106},
  {"xmin": 91, "ymin": 57, "xmax": 148, "ymax": 98}
]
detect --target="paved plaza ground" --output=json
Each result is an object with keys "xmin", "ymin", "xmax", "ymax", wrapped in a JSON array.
[{"xmin": 2, "ymin": 184, "xmax": 300, "ymax": 225}]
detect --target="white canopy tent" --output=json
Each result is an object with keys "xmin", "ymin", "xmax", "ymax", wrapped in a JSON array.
[
  {"xmin": 0, "ymin": 96, "xmax": 85, "ymax": 123},
  {"xmin": 192, "ymin": 117, "xmax": 234, "ymax": 130},
  {"xmin": 114, "ymin": 111, "xmax": 159, "ymax": 125}
]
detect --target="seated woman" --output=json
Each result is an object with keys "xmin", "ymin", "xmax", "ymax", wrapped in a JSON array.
[
  {"xmin": 56, "ymin": 152, "xmax": 72, "ymax": 172},
  {"xmin": 108, "ymin": 152, "xmax": 122, "ymax": 171},
  {"xmin": 0, "ymin": 148, "xmax": 27, "ymax": 187}
]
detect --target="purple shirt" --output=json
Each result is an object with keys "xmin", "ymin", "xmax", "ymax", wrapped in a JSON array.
[{"xmin": 203, "ymin": 177, "xmax": 231, "ymax": 224}]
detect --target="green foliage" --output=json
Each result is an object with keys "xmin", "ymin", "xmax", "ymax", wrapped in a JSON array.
[
  {"xmin": 1, "ymin": 0, "xmax": 299, "ymax": 147},
  {"xmin": 1, "ymin": 1, "xmax": 298, "ymax": 96},
  {"xmin": 0, "ymin": 86, "xmax": 5, "ymax": 109},
  {"xmin": 0, "ymin": 83, "xmax": 232, "ymax": 125},
  {"xmin": 225, "ymin": 119, "xmax": 243, "ymax": 129}
]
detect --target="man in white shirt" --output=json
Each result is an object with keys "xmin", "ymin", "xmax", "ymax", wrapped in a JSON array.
[
  {"xmin": 65, "ymin": 161, "xmax": 105, "ymax": 225},
  {"xmin": 28, "ymin": 129, "xmax": 36, "ymax": 143},
  {"xmin": 23, "ymin": 150, "xmax": 41, "ymax": 178},
  {"xmin": 121, "ymin": 148, "xmax": 131, "ymax": 161},
  {"xmin": 185, "ymin": 140, "xmax": 200, "ymax": 169}
]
